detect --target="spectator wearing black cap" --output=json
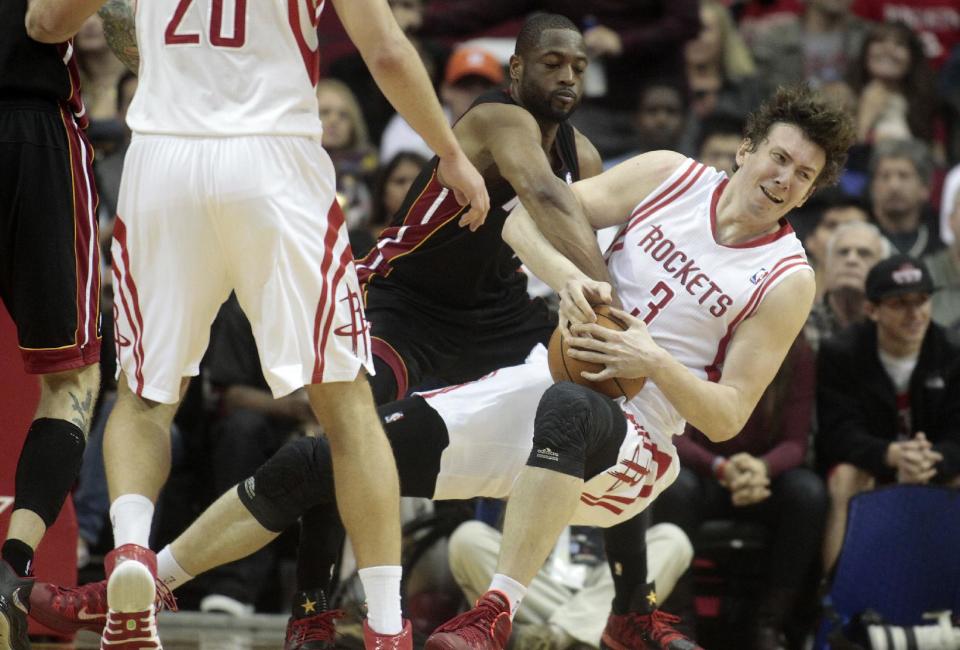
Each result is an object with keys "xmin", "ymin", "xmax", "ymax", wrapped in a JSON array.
[{"xmin": 816, "ymin": 254, "xmax": 960, "ymax": 571}]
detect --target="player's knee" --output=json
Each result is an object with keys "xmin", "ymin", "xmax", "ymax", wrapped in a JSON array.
[
  {"xmin": 527, "ymin": 382, "xmax": 601, "ymax": 478},
  {"xmin": 237, "ymin": 436, "xmax": 335, "ymax": 532}
]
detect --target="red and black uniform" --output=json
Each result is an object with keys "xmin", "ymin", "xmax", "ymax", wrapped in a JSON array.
[
  {"xmin": 0, "ymin": 0, "xmax": 100, "ymax": 374},
  {"xmin": 355, "ymin": 89, "xmax": 579, "ymax": 402}
]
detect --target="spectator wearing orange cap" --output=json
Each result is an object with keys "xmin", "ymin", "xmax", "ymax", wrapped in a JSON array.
[{"xmin": 380, "ymin": 45, "xmax": 505, "ymax": 162}]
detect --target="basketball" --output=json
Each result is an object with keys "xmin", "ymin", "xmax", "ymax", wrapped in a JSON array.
[{"xmin": 547, "ymin": 305, "xmax": 647, "ymax": 400}]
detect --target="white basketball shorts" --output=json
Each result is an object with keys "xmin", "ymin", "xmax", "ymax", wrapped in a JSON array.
[
  {"xmin": 420, "ymin": 346, "xmax": 681, "ymax": 528},
  {"xmin": 112, "ymin": 134, "xmax": 373, "ymax": 403}
]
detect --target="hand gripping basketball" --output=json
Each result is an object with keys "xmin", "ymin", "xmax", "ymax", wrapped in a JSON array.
[{"xmin": 547, "ymin": 305, "xmax": 647, "ymax": 400}]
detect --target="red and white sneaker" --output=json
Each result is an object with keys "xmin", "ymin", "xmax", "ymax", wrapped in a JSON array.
[
  {"xmin": 362, "ymin": 618, "xmax": 413, "ymax": 650},
  {"xmin": 425, "ymin": 590, "xmax": 512, "ymax": 650},
  {"xmin": 29, "ymin": 578, "xmax": 107, "ymax": 634},
  {"xmin": 100, "ymin": 545, "xmax": 162, "ymax": 649},
  {"xmin": 30, "ymin": 551, "xmax": 176, "ymax": 638}
]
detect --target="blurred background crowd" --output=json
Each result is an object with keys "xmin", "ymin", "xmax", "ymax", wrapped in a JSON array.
[{"xmin": 62, "ymin": 1, "xmax": 960, "ymax": 648}]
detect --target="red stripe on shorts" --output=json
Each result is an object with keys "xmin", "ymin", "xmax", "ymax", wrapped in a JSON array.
[
  {"xmin": 312, "ymin": 199, "xmax": 352, "ymax": 382},
  {"xmin": 62, "ymin": 107, "xmax": 101, "ymax": 357},
  {"xmin": 113, "ymin": 217, "xmax": 147, "ymax": 395}
]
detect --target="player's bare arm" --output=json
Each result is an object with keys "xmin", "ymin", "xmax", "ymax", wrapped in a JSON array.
[
  {"xmin": 461, "ymin": 103, "xmax": 610, "ymax": 284},
  {"xmin": 332, "ymin": 0, "xmax": 489, "ymax": 229},
  {"xmin": 98, "ymin": 0, "xmax": 138, "ymax": 73},
  {"xmin": 502, "ymin": 202, "xmax": 611, "ymax": 327},
  {"xmin": 571, "ymin": 150, "xmax": 688, "ymax": 229},
  {"xmin": 570, "ymin": 271, "xmax": 815, "ymax": 442},
  {"xmin": 25, "ymin": 0, "xmax": 104, "ymax": 43},
  {"xmin": 504, "ymin": 148, "xmax": 686, "ymax": 323}
]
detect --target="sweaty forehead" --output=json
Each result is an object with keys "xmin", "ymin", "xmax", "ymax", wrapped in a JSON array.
[{"xmin": 533, "ymin": 29, "xmax": 587, "ymax": 57}]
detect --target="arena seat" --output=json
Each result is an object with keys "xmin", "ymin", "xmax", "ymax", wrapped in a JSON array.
[{"xmin": 814, "ymin": 485, "xmax": 960, "ymax": 649}]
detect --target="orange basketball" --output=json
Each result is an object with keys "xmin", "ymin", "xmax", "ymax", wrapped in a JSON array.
[{"xmin": 547, "ymin": 305, "xmax": 647, "ymax": 400}]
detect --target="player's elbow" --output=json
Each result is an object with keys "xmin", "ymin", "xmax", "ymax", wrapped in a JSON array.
[
  {"xmin": 365, "ymin": 35, "xmax": 413, "ymax": 78},
  {"xmin": 703, "ymin": 423, "xmax": 742, "ymax": 443},
  {"xmin": 517, "ymin": 180, "xmax": 577, "ymax": 224},
  {"xmin": 700, "ymin": 408, "xmax": 748, "ymax": 443},
  {"xmin": 500, "ymin": 209, "xmax": 526, "ymax": 248},
  {"xmin": 25, "ymin": 10, "xmax": 70, "ymax": 43}
]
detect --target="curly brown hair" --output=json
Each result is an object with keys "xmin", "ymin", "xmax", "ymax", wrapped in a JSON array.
[{"xmin": 743, "ymin": 84, "xmax": 855, "ymax": 188}]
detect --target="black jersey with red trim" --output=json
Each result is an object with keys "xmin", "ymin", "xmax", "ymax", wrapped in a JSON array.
[
  {"xmin": 1, "ymin": 0, "xmax": 86, "ymax": 125},
  {"xmin": 356, "ymin": 89, "xmax": 580, "ymax": 315}
]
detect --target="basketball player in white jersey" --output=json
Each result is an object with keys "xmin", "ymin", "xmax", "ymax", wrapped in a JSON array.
[
  {"xmin": 424, "ymin": 85, "xmax": 854, "ymax": 649},
  {"xmin": 25, "ymin": 1, "xmax": 489, "ymax": 649}
]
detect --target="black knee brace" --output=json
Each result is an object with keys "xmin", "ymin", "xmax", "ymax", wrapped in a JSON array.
[
  {"xmin": 526, "ymin": 382, "xmax": 626, "ymax": 480},
  {"xmin": 237, "ymin": 436, "xmax": 335, "ymax": 532},
  {"xmin": 15, "ymin": 418, "xmax": 85, "ymax": 527}
]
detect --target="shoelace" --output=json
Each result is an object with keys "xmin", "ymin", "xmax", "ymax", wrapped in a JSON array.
[
  {"xmin": 433, "ymin": 598, "xmax": 505, "ymax": 643},
  {"xmin": 155, "ymin": 580, "xmax": 178, "ymax": 613},
  {"xmin": 643, "ymin": 610, "xmax": 688, "ymax": 643},
  {"xmin": 289, "ymin": 609, "xmax": 344, "ymax": 644},
  {"xmin": 49, "ymin": 579, "xmax": 177, "ymax": 618},
  {"xmin": 50, "ymin": 583, "xmax": 107, "ymax": 618}
]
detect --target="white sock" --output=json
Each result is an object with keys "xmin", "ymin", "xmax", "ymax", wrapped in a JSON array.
[
  {"xmin": 156, "ymin": 546, "xmax": 193, "ymax": 591},
  {"xmin": 358, "ymin": 565, "xmax": 403, "ymax": 635},
  {"xmin": 489, "ymin": 573, "xmax": 527, "ymax": 618},
  {"xmin": 109, "ymin": 494, "xmax": 154, "ymax": 549}
]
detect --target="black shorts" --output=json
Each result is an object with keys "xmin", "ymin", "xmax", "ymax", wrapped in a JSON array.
[
  {"xmin": 364, "ymin": 286, "xmax": 556, "ymax": 402},
  {"xmin": 0, "ymin": 98, "xmax": 100, "ymax": 374}
]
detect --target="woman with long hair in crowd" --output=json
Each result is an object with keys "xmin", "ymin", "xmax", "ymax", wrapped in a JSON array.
[{"xmin": 848, "ymin": 21, "xmax": 939, "ymax": 146}]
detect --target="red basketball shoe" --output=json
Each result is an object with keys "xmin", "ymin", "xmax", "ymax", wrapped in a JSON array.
[
  {"xmin": 29, "ymin": 578, "xmax": 107, "ymax": 634},
  {"xmin": 284, "ymin": 589, "xmax": 343, "ymax": 650},
  {"xmin": 362, "ymin": 618, "xmax": 413, "ymax": 650},
  {"xmin": 30, "ymin": 550, "xmax": 175, "ymax": 638},
  {"xmin": 425, "ymin": 590, "xmax": 512, "ymax": 650},
  {"xmin": 99, "ymin": 545, "xmax": 163, "ymax": 650},
  {"xmin": 600, "ymin": 610, "xmax": 703, "ymax": 650}
]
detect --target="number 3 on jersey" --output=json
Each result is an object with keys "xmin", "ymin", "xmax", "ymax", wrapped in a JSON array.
[
  {"xmin": 630, "ymin": 281, "xmax": 675, "ymax": 325},
  {"xmin": 165, "ymin": 0, "xmax": 247, "ymax": 48}
]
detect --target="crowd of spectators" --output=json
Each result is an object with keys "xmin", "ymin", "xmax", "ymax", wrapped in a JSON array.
[{"xmin": 67, "ymin": 1, "xmax": 960, "ymax": 649}]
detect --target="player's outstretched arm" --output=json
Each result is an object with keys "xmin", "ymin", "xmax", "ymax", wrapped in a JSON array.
[
  {"xmin": 25, "ymin": 0, "xmax": 104, "ymax": 43},
  {"xmin": 502, "ymin": 200, "xmax": 613, "ymax": 329},
  {"xmin": 462, "ymin": 105, "xmax": 610, "ymax": 283},
  {"xmin": 503, "ymin": 149, "xmax": 686, "ymax": 318},
  {"xmin": 332, "ymin": 0, "xmax": 489, "ymax": 230}
]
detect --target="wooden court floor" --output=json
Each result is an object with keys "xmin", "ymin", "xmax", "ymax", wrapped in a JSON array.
[{"xmin": 31, "ymin": 611, "xmax": 367, "ymax": 649}]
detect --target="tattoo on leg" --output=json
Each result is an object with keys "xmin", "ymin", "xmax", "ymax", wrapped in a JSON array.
[{"xmin": 69, "ymin": 389, "xmax": 95, "ymax": 432}]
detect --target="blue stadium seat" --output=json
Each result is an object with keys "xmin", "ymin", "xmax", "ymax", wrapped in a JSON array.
[{"xmin": 815, "ymin": 485, "xmax": 960, "ymax": 649}]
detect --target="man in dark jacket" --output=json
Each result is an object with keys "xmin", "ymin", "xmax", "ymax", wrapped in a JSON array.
[{"xmin": 817, "ymin": 254, "xmax": 960, "ymax": 571}]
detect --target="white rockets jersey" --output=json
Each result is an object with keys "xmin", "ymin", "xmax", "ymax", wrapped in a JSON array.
[
  {"xmin": 126, "ymin": 0, "xmax": 325, "ymax": 136},
  {"xmin": 605, "ymin": 158, "xmax": 812, "ymax": 437}
]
